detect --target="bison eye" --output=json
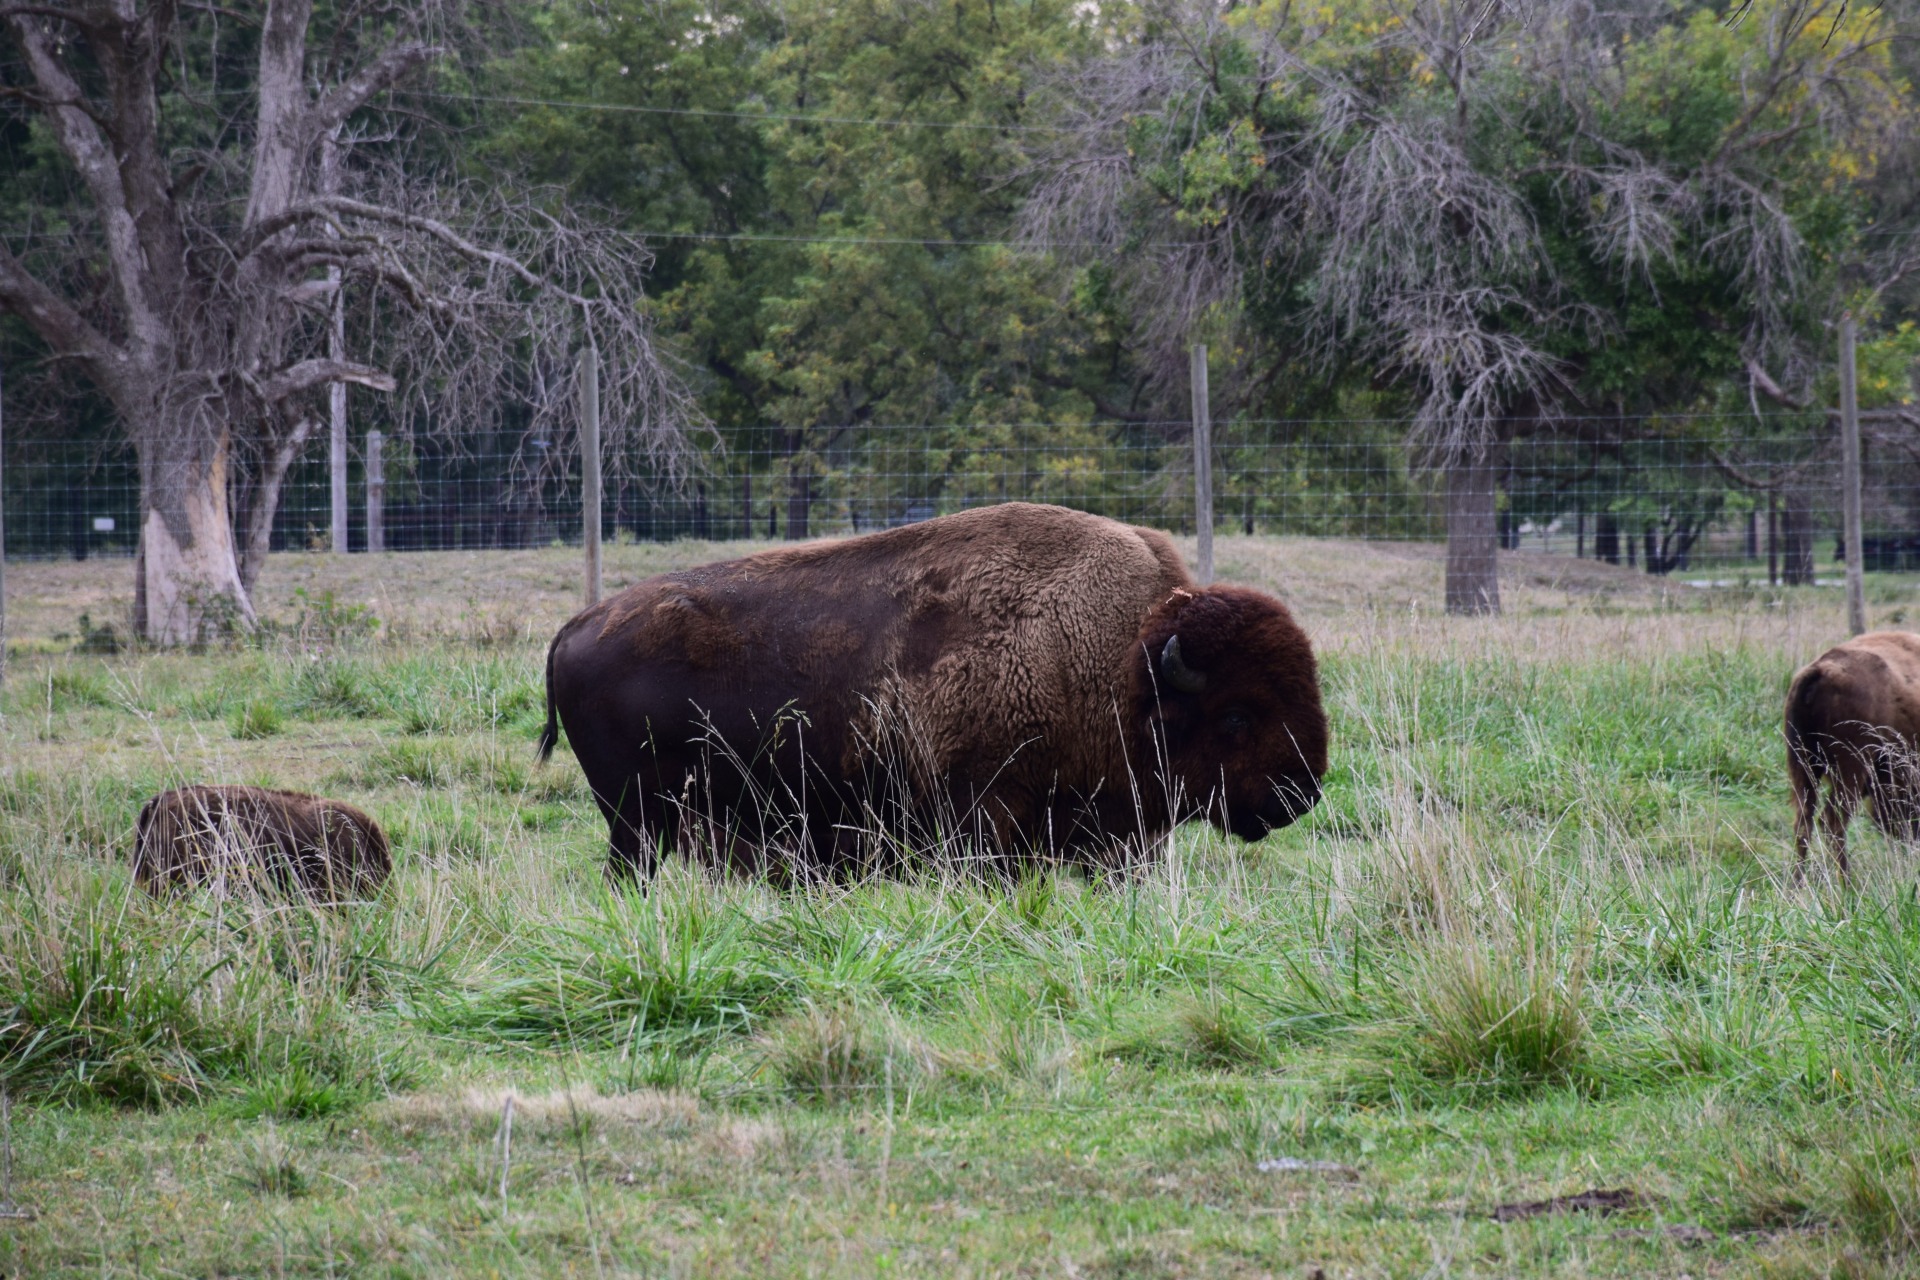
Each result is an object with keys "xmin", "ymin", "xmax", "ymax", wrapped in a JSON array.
[{"xmin": 1220, "ymin": 708, "xmax": 1253, "ymax": 734}]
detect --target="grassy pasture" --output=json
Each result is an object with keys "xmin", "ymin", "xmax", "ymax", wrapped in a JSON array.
[{"xmin": 3, "ymin": 538, "xmax": 1920, "ymax": 1277}]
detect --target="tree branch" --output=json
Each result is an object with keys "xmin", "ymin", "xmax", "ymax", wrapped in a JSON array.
[
  {"xmin": 257, "ymin": 358, "xmax": 397, "ymax": 403},
  {"xmin": 0, "ymin": 238, "xmax": 121, "ymax": 367},
  {"xmin": 307, "ymin": 41, "xmax": 438, "ymax": 142},
  {"xmin": 7, "ymin": 9, "xmax": 171, "ymax": 355},
  {"xmin": 1746, "ymin": 357, "xmax": 1809, "ymax": 409},
  {"xmin": 316, "ymin": 196, "xmax": 595, "ymax": 306}
]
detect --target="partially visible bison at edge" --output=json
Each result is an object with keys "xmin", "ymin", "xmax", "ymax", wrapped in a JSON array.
[
  {"xmin": 1785, "ymin": 630, "xmax": 1920, "ymax": 877},
  {"xmin": 133, "ymin": 786, "xmax": 392, "ymax": 901},
  {"xmin": 539, "ymin": 502, "xmax": 1329, "ymax": 879}
]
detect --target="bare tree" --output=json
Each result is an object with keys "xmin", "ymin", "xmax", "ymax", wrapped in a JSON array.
[
  {"xmin": 1021, "ymin": 0, "xmax": 1908, "ymax": 614},
  {"xmin": 1022, "ymin": 0, "xmax": 1571, "ymax": 613},
  {"xmin": 0, "ymin": 1, "xmax": 696, "ymax": 643}
]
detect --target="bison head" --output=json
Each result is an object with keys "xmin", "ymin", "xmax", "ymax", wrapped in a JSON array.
[{"xmin": 1132, "ymin": 586, "xmax": 1328, "ymax": 840}]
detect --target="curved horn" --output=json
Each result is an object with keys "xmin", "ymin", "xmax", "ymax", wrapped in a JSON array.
[{"xmin": 1159, "ymin": 635, "xmax": 1207, "ymax": 694}]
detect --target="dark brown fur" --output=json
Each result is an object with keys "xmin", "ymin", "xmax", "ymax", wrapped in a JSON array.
[
  {"xmin": 539, "ymin": 502, "xmax": 1329, "ymax": 879},
  {"xmin": 1785, "ymin": 631, "xmax": 1920, "ymax": 877},
  {"xmin": 132, "ymin": 785, "xmax": 392, "ymax": 902}
]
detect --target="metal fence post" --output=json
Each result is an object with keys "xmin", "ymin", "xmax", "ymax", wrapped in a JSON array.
[
  {"xmin": 1840, "ymin": 314, "xmax": 1865, "ymax": 635},
  {"xmin": 580, "ymin": 344, "xmax": 603, "ymax": 608},
  {"xmin": 323, "ymin": 129, "xmax": 349, "ymax": 555},
  {"xmin": 1190, "ymin": 343, "xmax": 1214, "ymax": 586},
  {"xmin": 366, "ymin": 430, "xmax": 385, "ymax": 554},
  {"xmin": 329, "ymin": 292, "xmax": 348, "ymax": 554}
]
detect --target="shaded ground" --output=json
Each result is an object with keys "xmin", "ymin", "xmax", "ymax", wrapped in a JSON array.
[{"xmin": 4, "ymin": 532, "xmax": 1687, "ymax": 651}]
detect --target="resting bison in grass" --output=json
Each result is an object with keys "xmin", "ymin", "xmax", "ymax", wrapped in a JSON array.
[
  {"xmin": 133, "ymin": 786, "xmax": 391, "ymax": 901},
  {"xmin": 539, "ymin": 502, "xmax": 1328, "ymax": 879},
  {"xmin": 1785, "ymin": 631, "xmax": 1920, "ymax": 877}
]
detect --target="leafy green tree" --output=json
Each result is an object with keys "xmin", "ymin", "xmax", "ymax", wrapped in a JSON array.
[{"xmin": 494, "ymin": 0, "xmax": 1134, "ymax": 534}]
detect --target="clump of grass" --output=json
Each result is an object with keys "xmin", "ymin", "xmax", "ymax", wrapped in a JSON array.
[
  {"xmin": 352, "ymin": 741, "xmax": 453, "ymax": 788},
  {"xmin": 238, "ymin": 1056, "xmax": 354, "ymax": 1120},
  {"xmin": 72, "ymin": 613, "xmax": 125, "ymax": 655},
  {"xmin": 386, "ymin": 655, "xmax": 540, "ymax": 736},
  {"xmin": 235, "ymin": 1125, "xmax": 309, "ymax": 1197},
  {"xmin": 1179, "ymin": 992, "xmax": 1273, "ymax": 1069},
  {"xmin": 0, "ymin": 878, "xmax": 410, "ymax": 1109},
  {"xmin": 456, "ymin": 883, "xmax": 788, "ymax": 1043},
  {"xmin": 46, "ymin": 668, "xmax": 115, "ymax": 710},
  {"xmin": 228, "ymin": 697, "xmax": 284, "ymax": 740},
  {"xmin": 978, "ymin": 1013, "xmax": 1077, "ymax": 1092},
  {"xmin": 395, "ymin": 693, "xmax": 454, "ymax": 737},
  {"xmin": 422, "ymin": 808, "xmax": 491, "ymax": 863},
  {"xmin": 1841, "ymin": 1141, "xmax": 1920, "ymax": 1257},
  {"xmin": 0, "ymin": 889, "xmax": 238, "ymax": 1105},
  {"xmin": 177, "ymin": 682, "xmax": 239, "ymax": 720},
  {"xmin": 291, "ymin": 658, "xmax": 381, "ymax": 719},
  {"xmin": 1401, "ymin": 927, "xmax": 1589, "ymax": 1088},
  {"xmin": 761, "ymin": 998, "xmax": 933, "ymax": 1105},
  {"xmin": 289, "ymin": 587, "xmax": 379, "ymax": 647},
  {"xmin": 1009, "ymin": 872, "xmax": 1059, "ymax": 930},
  {"xmin": 1715, "ymin": 1133, "xmax": 1822, "ymax": 1233},
  {"xmin": 770, "ymin": 890, "xmax": 981, "ymax": 1011}
]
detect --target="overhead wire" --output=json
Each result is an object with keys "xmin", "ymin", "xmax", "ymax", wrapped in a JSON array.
[{"xmin": 392, "ymin": 88, "xmax": 1079, "ymax": 135}]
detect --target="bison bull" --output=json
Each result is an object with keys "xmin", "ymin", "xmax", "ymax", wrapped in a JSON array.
[
  {"xmin": 132, "ymin": 785, "xmax": 392, "ymax": 901},
  {"xmin": 1785, "ymin": 630, "xmax": 1920, "ymax": 877},
  {"xmin": 539, "ymin": 502, "xmax": 1328, "ymax": 879}
]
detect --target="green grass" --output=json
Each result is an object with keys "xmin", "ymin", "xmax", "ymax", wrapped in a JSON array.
[{"xmin": 5, "ymin": 581, "xmax": 1920, "ymax": 1276}]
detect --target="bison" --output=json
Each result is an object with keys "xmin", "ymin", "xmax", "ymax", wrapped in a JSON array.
[
  {"xmin": 1785, "ymin": 630, "xmax": 1920, "ymax": 877},
  {"xmin": 538, "ymin": 502, "xmax": 1329, "ymax": 879},
  {"xmin": 132, "ymin": 785, "xmax": 392, "ymax": 901}
]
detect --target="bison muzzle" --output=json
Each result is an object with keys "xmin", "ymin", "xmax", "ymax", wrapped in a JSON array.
[
  {"xmin": 538, "ymin": 502, "xmax": 1328, "ymax": 879},
  {"xmin": 132, "ymin": 785, "xmax": 392, "ymax": 902}
]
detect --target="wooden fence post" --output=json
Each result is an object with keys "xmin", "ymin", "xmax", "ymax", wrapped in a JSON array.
[
  {"xmin": 365, "ymin": 431, "xmax": 385, "ymax": 554},
  {"xmin": 1840, "ymin": 313, "xmax": 1865, "ymax": 635},
  {"xmin": 580, "ymin": 344, "xmax": 603, "ymax": 608},
  {"xmin": 1190, "ymin": 343, "xmax": 1214, "ymax": 586},
  {"xmin": 0, "ymin": 359, "xmax": 8, "ymax": 690}
]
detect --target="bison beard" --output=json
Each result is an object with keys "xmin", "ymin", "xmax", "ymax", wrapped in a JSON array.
[{"xmin": 539, "ymin": 503, "xmax": 1329, "ymax": 880}]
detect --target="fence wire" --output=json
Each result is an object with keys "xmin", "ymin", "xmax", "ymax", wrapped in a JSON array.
[{"xmin": 4, "ymin": 415, "xmax": 1912, "ymax": 578}]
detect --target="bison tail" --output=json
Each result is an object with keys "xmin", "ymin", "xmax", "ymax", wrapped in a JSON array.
[
  {"xmin": 537, "ymin": 630, "xmax": 561, "ymax": 763},
  {"xmin": 1785, "ymin": 665, "xmax": 1827, "ymax": 789}
]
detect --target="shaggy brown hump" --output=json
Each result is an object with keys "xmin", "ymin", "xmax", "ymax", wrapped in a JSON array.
[{"xmin": 132, "ymin": 785, "xmax": 391, "ymax": 904}]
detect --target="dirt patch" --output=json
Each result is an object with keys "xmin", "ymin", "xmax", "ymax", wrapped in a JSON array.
[
  {"xmin": 376, "ymin": 1085, "xmax": 700, "ymax": 1133},
  {"xmin": 1608, "ymin": 1224, "xmax": 1716, "ymax": 1244},
  {"xmin": 1491, "ymin": 1187, "xmax": 1653, "ymax": 1222},
  {"xmin": 1254, "ymin": 1156, "xmax": 1359, "ymax": 1180}
]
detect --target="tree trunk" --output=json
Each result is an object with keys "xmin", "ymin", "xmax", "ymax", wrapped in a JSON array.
[
  {"xmin": 1445, "ymin": 445, "xmax": 1501, "ymax": 615},
  {"xmin": 239, "ymin": 418, "xmax": 316, "ymax": 594},
  {"xmin": 1595, "ymin": 512, "xmax": 1619, "ymax": 564},
  {"xmin": 787, "ymin": 466, "xmax": 811, "ymax": 541},
  {"xmin": 138, "ymin": 427, "xmax": 257, "ymax": 645},
  {"xmin": 1782, "ymin": 483, "xmax": 1815, "ymax": 585},
  {"xmin": 1768, "ymin": 491, "xmax": 1779, "ymax": 585}
]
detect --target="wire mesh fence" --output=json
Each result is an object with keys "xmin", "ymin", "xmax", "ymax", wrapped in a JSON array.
[{"xmin": 5, "ymin": 413, "xmax": 1915, "ymax": 579}]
